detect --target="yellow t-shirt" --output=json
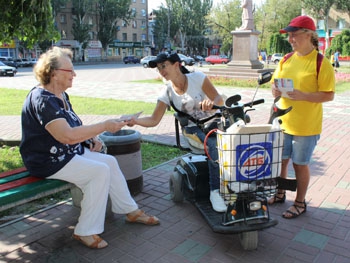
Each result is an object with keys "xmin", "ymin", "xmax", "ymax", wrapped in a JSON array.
[{"xmin": 271, "ymin": 50, "xmax": 335, "ymax": 136}]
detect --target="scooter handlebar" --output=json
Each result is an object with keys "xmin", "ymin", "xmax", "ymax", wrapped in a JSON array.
[
  {"xmin": 243, "ymin": 98, "xmax": 265, "ymax": 107},
  {"xmin": 212, "ymin": 98, "xmax": 264, "ymax": 110}
]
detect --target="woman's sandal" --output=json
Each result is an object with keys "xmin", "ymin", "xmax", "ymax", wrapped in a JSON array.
[
  {"xmin": 125, "ymin": 209, "xmax": 160, "ymax": 225},
  {"xmin": 267, "ymin": 191, "xmax": 286, "ymax": 205},
  {"xmin": 72, "ymin": 234, "xmax": 108, "ymax": 249},
  {"xmin": 282, "ymin": 200, "xmax": 307, "ymax": 219}
]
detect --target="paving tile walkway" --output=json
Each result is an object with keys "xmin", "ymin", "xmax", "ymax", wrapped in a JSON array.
[{"xmin": 0, "ymin": 80, "xmax": 349, "ymax": 262}]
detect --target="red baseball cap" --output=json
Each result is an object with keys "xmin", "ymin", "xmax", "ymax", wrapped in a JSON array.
[{"xmin": 280, "ymin": 15, "xmax": 316, "ymax": 33}]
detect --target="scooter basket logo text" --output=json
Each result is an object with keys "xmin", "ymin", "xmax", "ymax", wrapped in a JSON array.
[{"xmin": 236, "ymin": 142, "xmax": 273, "ymax": 181}]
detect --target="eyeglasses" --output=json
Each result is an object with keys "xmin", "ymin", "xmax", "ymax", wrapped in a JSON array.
[
  {"xmin": 288, "ymin": 29, "xmax": 308, "ymax": 38},
  {"xmin": 56, "ymin": 68, "xmax": 75, "ymax": 74}
]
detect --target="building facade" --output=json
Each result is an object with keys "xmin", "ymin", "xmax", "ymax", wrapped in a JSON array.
[{"xmin": 54, "ymin": 0, "xmax": 150, "ymax": 61}]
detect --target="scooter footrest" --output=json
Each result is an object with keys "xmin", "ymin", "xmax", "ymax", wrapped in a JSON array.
[{"xmin": 276, "ymin": 177, "xmax": 297, "ymax": 191}]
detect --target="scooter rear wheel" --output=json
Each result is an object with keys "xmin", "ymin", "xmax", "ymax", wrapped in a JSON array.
[
  {"xmin": 239, "ymin": 230, "xmax": 258, "ymax": 250},
  {"xmin": 169, "ymin": 171, "xmax": 184, "ymax": 202}
]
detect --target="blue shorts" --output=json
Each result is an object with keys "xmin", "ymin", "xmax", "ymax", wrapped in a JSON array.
[{"xmin": 282, "ymin": 134, "xmax": 320, "ymax": 165}]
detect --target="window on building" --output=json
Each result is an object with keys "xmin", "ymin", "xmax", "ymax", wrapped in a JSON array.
[
  {"xmin": 88, "ymin": 16, "xmax": 93, "ymax": 25},
  {"xmin": 88, "ymin": 31, "xmax": 94, "ymax": 40},
  {"xmin": 132, "ymin": 0, "xmax": 136, "ymax": 2},
  {"xmin": 141, "ymin": 34, "xmax": 146, "ymax": 41},
  {"xmin": 317, "ymin": 20, "xmax": 325, "ymax": 30},
  {"xmin": 142, "ymin": 20, "xmax": 146, "ymax": 27},
  {"xmin": 61, "ymin": 30, "xmax": 67, "ymax": 39},
  {"xmin": 133, "ymin": 33, "xmax": 137, "ymax": 42},
  {"xmin": 122, "ymin": 33, "xmax": 127, "ymax": 41},
  {"xmin": 141, "ymin": 0, "xmax": 145, "ymax": 3},
  {"xmin": 131, "ymin": 8, "xmax": 136, "ymax": 16},
  {"xmin": 132, "ymin": 21, "xmax": 137, "ymax": 28},
  {"xmin": 122, "ymin": 20, "xmax": 127, "ymax": 27},
  {"xmin": 337, "ymin": 19, "xmax": 345, "ymax": 29},
  {"xmin": 60, "ymin": 14, "xmax": 66, "ymax": 23},
  {"xmin": 141, "ymin": 9, "xmax": 146, "ymax": 16}
]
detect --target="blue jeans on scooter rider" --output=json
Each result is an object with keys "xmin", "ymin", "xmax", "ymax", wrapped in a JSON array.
[{"xmin": 126, "ymin": 52, "xmax": 227, "ymax": 212}]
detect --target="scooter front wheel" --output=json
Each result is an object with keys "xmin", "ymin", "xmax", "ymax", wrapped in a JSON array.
[
  {"xmin": 239, "ymin": 230, "xmax": 258, "ymax": 250},
  {"xmin": 169, "ymin": 171, "xmax": 184, "ymax": 202}
]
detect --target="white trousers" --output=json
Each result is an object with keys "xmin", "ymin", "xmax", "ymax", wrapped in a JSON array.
[{"xmin": 48, "ymin": 149, "xmax": 138, "ymax": 236}]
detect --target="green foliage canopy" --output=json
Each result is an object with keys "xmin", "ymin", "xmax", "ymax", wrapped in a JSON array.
[
  {"xmin": 255, "ymin": 0, "xmax": 301, "ymax": 54},
  {"xmin": 96, "ymin": 0, "xmax": 132, "ymax": 51},
  {"xmin": 153, "ymin": 0, "xmax": 213, "ymax": 54},
  {"xmin": 71, "ymin": 0, "xmax": 94, "ymax": 50},
  {"xmin": 0, "ymin": 0, "xmax": 60, "ymax": 48},
  {"xmin": 328, "ymin": 29, "xmax": 350, "ymax": 56},
  {"xmin": 209, "ymin": 0, "xmax": 242, "ymax": 55}
]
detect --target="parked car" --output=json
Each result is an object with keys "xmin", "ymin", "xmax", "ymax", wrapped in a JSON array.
[
  {"xmin": 178, "ymin": 54, "xmax": 195, "ymax": 66},
  {"xmin": 21, "ymin": 58, "xmax": 32, "ymax": 67},
  {"xmin": 29, "ymin": 58, "xmax": 38, "ymax": 67},
  {"xmin": 0, "ymin": 61, "xmax": 17, "ymax": 77},
  {"xmin": 14, "ymin": 58, "xmax": 31, "ymax": 67},
  {"xmin": 0, "ymin": 56, "xmax": 18, "ymax": 68},
  {"xmin": 193, "ymin": 55, "xmax": 205, "ymax": 62},
  {"xmin": 271, "ymin": 53, "xmax": 284, "ymax": 64},
  {"xmin": 14, "ymin": 59, "xmax": 24, "ymax": 67},
  {"xmin": 140, "ymin": 55, "xmax": 157, "ymax": 68},
  {"xmin": 123, "ymin": 55, "xmax": 140, "ymax": 64},
  {"xmin": 205, "ymin": 55, "xmax": 230, "ymax": 64}
]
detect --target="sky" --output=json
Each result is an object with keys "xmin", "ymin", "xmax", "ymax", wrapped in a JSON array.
[{"xmin": 148, "ymin": 0, "xmax": 265, "ymax": 12}]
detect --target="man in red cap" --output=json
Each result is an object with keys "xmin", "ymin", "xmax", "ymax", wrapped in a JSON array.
[{"xmin": 268, "ymin": 16, "xmax": 335, "ymax": 219}]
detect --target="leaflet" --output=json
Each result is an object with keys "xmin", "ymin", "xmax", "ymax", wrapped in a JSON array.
[
  {"xmin": 274, "ymin": 78, "xmax": 294, "ymax": 99},
  {"xmin": 118, "ymin": 111, "xmax": 143, "ymax": 121}
]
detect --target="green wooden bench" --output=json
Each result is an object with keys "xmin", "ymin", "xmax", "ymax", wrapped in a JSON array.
[{"xmin": 0, "ymin": 167, "xmax": 82, "ymax": 212}]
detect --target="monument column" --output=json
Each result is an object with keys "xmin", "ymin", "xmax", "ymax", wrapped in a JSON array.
[
  {"xmin": 228, "ymin": 0, "xmax": 263, "ymax": 69},
  {"xmin": 228, "ymin": 30, "xmax": 263, "ymax": 69}
]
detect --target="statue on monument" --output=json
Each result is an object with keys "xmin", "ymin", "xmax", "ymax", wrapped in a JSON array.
[{"xmin": 238, "ymin": 0, "xmax": 254, "ymax": 30}]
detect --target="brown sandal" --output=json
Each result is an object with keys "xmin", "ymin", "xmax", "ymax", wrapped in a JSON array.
[
  {"xmin": 126, "ymin": 209, "xmax": 160, "ymax": 225},
  {"xmin": 72, "ymin": 234, "xmax": 108, "ymax": 249},
  {"xmin": 268, "ymin": 191, "xmax": 286, "ymax": 205},
  {"xmin": 282, "ymin": 200, "xmax": 307, "ymax": 219}
]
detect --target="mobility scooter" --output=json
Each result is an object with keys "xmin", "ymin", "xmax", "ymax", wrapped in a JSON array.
[{"xmin": 169, "ymin": 72, "xmax": 295, "ymax": 250}]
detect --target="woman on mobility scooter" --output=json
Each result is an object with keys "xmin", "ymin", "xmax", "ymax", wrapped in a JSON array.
[{"xmin": 127, "ymin": 52, "xmax": 227, "ymax": 212}]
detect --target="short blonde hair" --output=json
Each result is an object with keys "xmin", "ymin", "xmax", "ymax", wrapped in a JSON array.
[{"xmin": 34, "ymin": 47, "xmax": 73, "ymax": 85}]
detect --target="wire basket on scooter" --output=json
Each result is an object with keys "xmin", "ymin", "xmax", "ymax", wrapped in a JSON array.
[{"xmin": 217, "ymin": 124, "xmax": 284, "ymax": 203}]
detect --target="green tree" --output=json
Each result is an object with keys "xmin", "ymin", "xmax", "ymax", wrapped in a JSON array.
[
  {"xmin": 267, "ymin": 33, "xmax": 292, "ymax": 55},
  {"xmin": 71, "ymin": 0, "xmax": 94, "ymax": 53},
  {"xmin": 255, "ymin": 0, "xmax": 301, "ymax": 53},
  {"xmin": 301, "ymin": 0, "xmax": 337, "ymax": 49},
  {"xmin": 95, "ymin": 0, "xmax": 132, "ymax": 55},
  {"xmin": 153, "ymin": 0, "xmax": 212, "ymax": 54},
  {"xmin": 208, "ymin": 0, "xmax": 242, "ymax": 55},
  {"xmin": 152, "ymin": 6, "xmax": 175, "ymax": 50},
  {"xmin": 335, "ymin": 0, "xmax": 350, "ymax": 14},
  {"xmin": 169, "ymin": 0, "xmax": 212, "ymax": 54},
  {"xmin": 328, "ymin": 29, "xmax": 350, "ymax": 56},
  {"xmin": 0, "ymin": 0, "xmax": 60, "ymax": 48}
]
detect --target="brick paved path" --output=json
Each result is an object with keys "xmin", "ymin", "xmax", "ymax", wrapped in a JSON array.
[{"xmin": 0, "ymin": 80, "xmax": 349, "ymax": 262}]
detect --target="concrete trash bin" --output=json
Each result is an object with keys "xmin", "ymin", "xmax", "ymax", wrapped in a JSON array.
[{"xmin": 99, "ymin": 129, "xmax": 143, "ymax": 196}]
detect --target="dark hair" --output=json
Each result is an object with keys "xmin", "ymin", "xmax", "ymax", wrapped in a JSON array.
[{"xmin": 180, "ymin": 65, "xmax": 190, "ymax": 74}]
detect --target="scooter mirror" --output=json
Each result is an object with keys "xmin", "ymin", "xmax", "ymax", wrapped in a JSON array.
[
  {"xmin": 258, "ymin": 71, "xmax": 272, "ymax": 85},
  {"xmin": 225, "ymin": 94, "xmax": 241, "ymax": 108}
]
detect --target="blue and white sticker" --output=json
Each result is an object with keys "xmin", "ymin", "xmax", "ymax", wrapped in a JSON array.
[{"xmin": 236, "ymin": 142, "xmax": 273, "ymax": 181}]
